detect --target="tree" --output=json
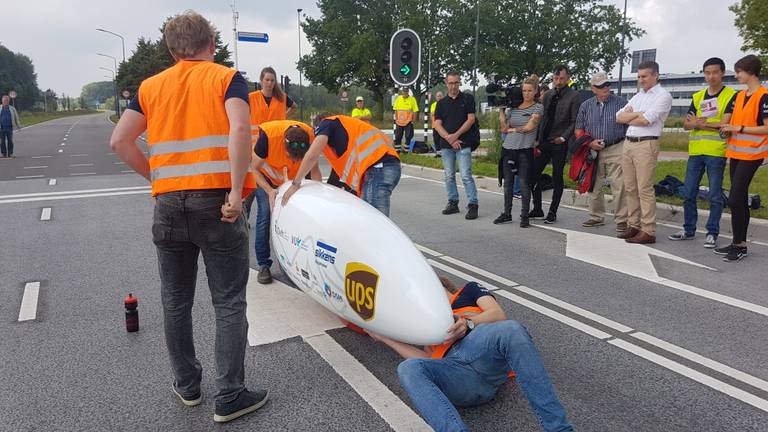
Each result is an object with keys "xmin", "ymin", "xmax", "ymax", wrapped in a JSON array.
[
  {"xmin": 80, "ymin": 81, "xmax": 116, "ymax": 108},
  {"xmin": 0, "ymin": 43, "xmax": 41, "ymax": 110},
  {"xmin": 473, "ymin": 0, "xmax": 643, "ymax": 84},
  {"xmin": 116, "ymin": 18, "xmax": 233, "ymax": 96},
  {"xmin": 730, "ymin": 0, "xmax": 768, "ymax": 61}
]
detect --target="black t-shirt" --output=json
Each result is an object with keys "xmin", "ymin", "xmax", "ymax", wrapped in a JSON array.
[
  {"xmin": 687, "ymin": 87, "xmax": 737, "ymax": 115},
  {"xmin": 264, "ymin": 95, "xmax": 294, "ymax": 108},
  {"xmin": 254, "ymin": 130, "xmax": 269, "ymax": 158},
  {"xmin": 434, "ymin": 92, "xmax": 478, "ymax": 149},
  {"xmin": 315, "ymin": 118, "xmax": 398, "ymax": 163},
  {"xmin": 127, "ymin": 72, "xmax": 249, "ymax": 114},
  {"xmin": 725, "ymin": 93, "xmax": 768, "ymax": 125},
  {"xmin": 451, "ymin": 282, "xmax": 494, "ymax": 310}
]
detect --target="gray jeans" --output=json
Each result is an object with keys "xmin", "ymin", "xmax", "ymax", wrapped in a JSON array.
[{"xmin": 152, "ymin": 189, "xmax": 250, "ymax": 404}]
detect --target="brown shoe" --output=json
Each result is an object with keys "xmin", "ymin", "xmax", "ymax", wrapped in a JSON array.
[
  {"xmin": 582, "ymin": 218, "xmax": 605, "ymax": 227},
  {"xmin": 625, "ymin": 231, "xmax": 656, "ymax": 244},
  {"xmin": 617, "ymin": 227, "xmax": 639, "ymax": 239},
  {"xmin": 616, "ymin": 222, "xmax": 628, "ymax": 232}
]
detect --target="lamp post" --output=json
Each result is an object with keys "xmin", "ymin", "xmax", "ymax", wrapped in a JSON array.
[
  {"xmin": 472, "ymin": 0, "xmax": 480, "ymax": 109},
  {"xmin": 96, "ymin": 28, "xmax": 126, "ymax": 63},
  {"xmin": 98, "ymin": 53, "xmax": 120, "ymax": 116},
  {"xmin": 297, "ymin": 8, "xmax": 304, "ymax": 122},
  {"xmin": 617, "ymin": 0, "xmax": 628, "ymax": 97},
  {"xmin": 99, "ymin": 66, "xmax": 119, "ymax": 117}
]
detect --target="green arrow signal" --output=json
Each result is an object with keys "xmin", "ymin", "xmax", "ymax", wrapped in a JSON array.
[{"xmin": 400, "ymin": 64, "xmax": 411, "ymax": 76}]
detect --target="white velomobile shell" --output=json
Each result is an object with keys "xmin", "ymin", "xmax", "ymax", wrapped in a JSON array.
[{"xmin": 271, "ymin": 180, "xmax": 453, "ymax": 345}]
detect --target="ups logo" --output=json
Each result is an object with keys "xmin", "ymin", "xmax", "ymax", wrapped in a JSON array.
[{"xmin": 345, "ymin": 262, "xmax": 379, "ymax": 321}]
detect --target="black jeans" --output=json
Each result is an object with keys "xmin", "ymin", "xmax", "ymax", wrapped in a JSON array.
[
  {"xmin": 394, "ymin": 123, "xmax": 414, "ymax": 151},
  {"xmin": 531, "ymin": 141, "xmax": 568, "ymax": 215},
  {"xmin": 728, "ymin": 158, "xmax": 763, "ymax": 243},
  {"xmin": 501, "ymin": 147, "xmax": 533, "ymax": 218},
  {"xmin": 152, "ymin": 189, "xmax": 250, "ymax": 404},
  {"xmin": 0, "ymin": 129, "xmax": 13, "ymax": 156}
]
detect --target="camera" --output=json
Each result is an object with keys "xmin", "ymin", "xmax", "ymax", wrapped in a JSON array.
[{"xmin": 485, "ymin": 81, "xmax": 523, "ymax": 108}]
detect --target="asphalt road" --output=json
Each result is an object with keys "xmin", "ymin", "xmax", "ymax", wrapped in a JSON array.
[{"xmin": 1, "ymin": 113, "xmax": 767, "ymax": 431}]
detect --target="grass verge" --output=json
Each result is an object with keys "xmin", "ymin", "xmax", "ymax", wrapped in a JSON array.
[
  {"xmin": 20, "ymin": 110, "xmax": 101, "ymax": 127},
  {"xmin": 399, "ymin": 153, "xmax": 767, "ymax": 219}
]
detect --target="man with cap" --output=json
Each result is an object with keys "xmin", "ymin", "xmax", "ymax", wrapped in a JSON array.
[
  {"xmin": 575, "ymin": 72, "xmax": 629, "ymax": 235},
  {"xmin": 351, "ymin": 96, "xmax": 372, "ymax": 122},
  {"xmin": 392, "ymin": 87, "xmax": 419, "ymax": 152}
]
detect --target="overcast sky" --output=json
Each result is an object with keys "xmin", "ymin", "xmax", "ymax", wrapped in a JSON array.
[{"xmin": 0, "ymin": 0, "xmax": 747, "ymax": 97}]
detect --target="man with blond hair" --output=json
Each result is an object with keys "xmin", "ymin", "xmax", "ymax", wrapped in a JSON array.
[{"xmin": 110, "ymin": 10, "xmax": 267, "ymax": 423}]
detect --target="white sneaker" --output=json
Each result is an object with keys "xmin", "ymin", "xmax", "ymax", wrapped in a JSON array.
[
  {"xmin": 704, "ymin": 234, "xmax": 717, "ymax": 249},
  {"xmin": 668, "ymin": 230, "xmax": 694, "ymax": 241}
]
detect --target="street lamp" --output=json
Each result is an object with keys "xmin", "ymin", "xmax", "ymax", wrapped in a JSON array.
[
  {"xmin": 96, "ymin": 28, "xmax": 126, "ymax": 63},
  {"xmin": 99, "ymin": 67, "xmax": 119, "ymax": 117},
  {"xmin": 617, "ymin": 0, "xmax": 628, "ymax": 97},
  {"xmin": 297, "ymin": 8, "xmax": 304, "ymax": 122},
  {"xmin": 98, "ymin": 53, "xmax": 120, "ymax": 116}
]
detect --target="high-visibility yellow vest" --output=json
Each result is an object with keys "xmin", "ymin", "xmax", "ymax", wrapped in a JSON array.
[
  {"xmin": 351, "ymin": 107, "xmax": 372, "ymax": 120},
  {"xmin": 393, "ymin": 95, "xmax": 418, "ymax": 126},
  {"xmin": 689, "ymin": 87, "xmax": 737, "ymax": 157}
]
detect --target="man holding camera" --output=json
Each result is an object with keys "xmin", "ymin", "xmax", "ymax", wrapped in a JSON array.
[{"xmin": 575, "ymin": 72, "xmax": 629, "ymax": 235}]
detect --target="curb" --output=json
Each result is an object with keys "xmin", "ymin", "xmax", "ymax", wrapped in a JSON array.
[{"xmin": 401, "ymin": 162, "xmax": 768, "ymax": 243}]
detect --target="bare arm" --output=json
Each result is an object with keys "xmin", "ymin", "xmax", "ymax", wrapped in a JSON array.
[
  {"xmin": 471, "ymin": 296, "xmax": 507, "ymax": 324},
  {"xmin": 109, "ymin": 109, "xmax": 151, "ymax": 181},
  {"xmin": 518, "ymin": 113, "xmax": 540, "ymax": 133},
  {"xmin": 280, "ymin": 134, "xmax": 328, "ymax": 206},
  {"xmin": 225, "ymin": 97, "xmax": 252, "ymax": 195},
  {"xmin": 454, "ymin": 113, "xmax": 476, "ymax": 137},
  {"xmin": 310, "ymin": 164, "xmax": 322, "ymax": 181},
  {"xmin": 370, "ymin": 333, "xmax": 430, "ymax": 359}
]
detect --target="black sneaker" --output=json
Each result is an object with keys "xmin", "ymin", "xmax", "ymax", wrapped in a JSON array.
[
  {"xmin": 465, "ymin": 204, "xmax": 479, "ymax": 220},
  {"xmin": 172, "ymin": 384, "xmax": 201, "ymax": 407},
  {"xmin": 493, "ymin": 213, "xmax": 512, "ymax": 224},
  {"xmin": 713, "ymin": 244, "xmax": 734, "ymax": 256},
  {"xmin": 214, "ymin": 389, "xmax": 269, "ymax": 423},
  {"xmin": 543, "ymin": 212, "xmax": 557, "ymax": 224},
  {"xmin": 527, "ymin": 209, "xmax": 545, "ymax": 219},
  {"xmin": 257, "ymin": 266, "xmax": 273, "ymax": 284},
  {"xmin": 723, "ymin": 247, "xmax": 748, "ymax": 262},
  {"xmin": 519, "ymin": 218, "xmax": 530, "ymax": 228},
  {"xmin": 442, "ymin": 200, "xmax": 459, "ymax": 215}
]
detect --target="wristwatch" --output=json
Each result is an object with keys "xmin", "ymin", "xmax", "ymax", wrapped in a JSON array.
[{"xmin": 465, "ymin": 318, "xmax": 476, "ymax": 332}]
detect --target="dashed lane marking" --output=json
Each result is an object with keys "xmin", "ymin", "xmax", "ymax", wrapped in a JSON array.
[
  {"xmin": 31, "ymin": 156, "xmax": 52, "ymax": 159},
  {"xmin": 23, "ymin": 166, "xmax": 48, "ymax": 169},
  {"xmin": 48, "ymin": 179, "xmax": 56, "ymax": 186},
  {"xmin": 18, "ymin": 282, "xmax": 40, "ymax": 322},
  {"xmin": 15, "ymin": 175, "xmax": 44, "ymax": 179},
  {"xmin": 69, "ymin": 163, "xmax": 94, "ymax": 167},
  {"xmin": 40, "ymin": 207, "xmax": 52, "ymax": 221},
  {"xmin": 70, "ymin": 172, "xmax": 97, "ymax": 176}
]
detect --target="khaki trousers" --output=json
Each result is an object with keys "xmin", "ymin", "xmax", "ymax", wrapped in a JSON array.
[
  {"xmin": 589, "ymin": 142, "xmax": 627, "ymax": 225},
  {"xmin": 622, "ymin": 139, "xmax": 660, "ymax": 235}
]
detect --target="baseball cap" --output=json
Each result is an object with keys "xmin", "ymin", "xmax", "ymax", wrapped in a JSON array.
[
  {"xmin": 356, "ymin": 96, "xmax": 364, "ymax": 102},
  {"xmin": 589, "ymin": 72, "xmax": 610, "ymax": 87}
]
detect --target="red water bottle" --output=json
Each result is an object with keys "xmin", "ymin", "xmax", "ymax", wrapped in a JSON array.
[{"xmin": 124, "ymin": 293, "xmax": 139, "ymax": 332}]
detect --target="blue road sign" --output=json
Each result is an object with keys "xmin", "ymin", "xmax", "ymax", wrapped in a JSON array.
[{"xmin": 238, "ymin": 31, "xmax": 269, "ymax": 43}]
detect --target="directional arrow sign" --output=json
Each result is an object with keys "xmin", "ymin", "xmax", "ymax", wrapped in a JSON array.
[
  {"xmin": 238, "ymin": 31, "xmax": 269, "ymax": 43},
  {"xmin": 399, "ymin": 65, "xmax": 411, "ymax": 76}
]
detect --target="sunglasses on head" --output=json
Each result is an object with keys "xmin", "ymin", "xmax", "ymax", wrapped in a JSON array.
[{"xmin": 286, "ymin": 140, "xmax": 307, "ymax": 149}]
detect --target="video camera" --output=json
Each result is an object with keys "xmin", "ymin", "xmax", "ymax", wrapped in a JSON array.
[{"xmin": 485, "ymin": 81, "xmax": 523, "ymax": 108}]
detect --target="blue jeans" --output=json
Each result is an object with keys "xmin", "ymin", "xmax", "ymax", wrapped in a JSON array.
[
  {"xmin": 152, "ymin": 189, "xmax": 250, "ymax": 404},
  {"xmin": 682, "ymin": 155, "xmax": 726, "ymax": 236},
  {"xmin": 441, "ymin": 147, "xmax": 478, "ymax": 205},
  {"xmin": 397, "ymin": 321, "xmax": 573, "ymax": 432},
  {"xmin": 361, "ymin": 160, "xmax": 401, "ymax": 216},
  {"xmin": 253, "ymin": 187, "xmax": 273, "ymax": 267}
]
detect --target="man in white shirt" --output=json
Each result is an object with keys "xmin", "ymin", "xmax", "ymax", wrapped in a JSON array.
[{"xmin": 616, "ymin": 61, "xmax": 673, "ymax": 244}]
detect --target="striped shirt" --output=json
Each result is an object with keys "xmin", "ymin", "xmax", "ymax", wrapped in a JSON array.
[
  {"xmin": 503, "ymin": 103, "xmax": 543, "ymax": 150},
  {"xmin": 576, "ymin": 94, "xmax": 628, "ymax": 146}
]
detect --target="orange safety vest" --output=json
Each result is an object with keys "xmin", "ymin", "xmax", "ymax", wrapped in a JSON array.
[
  {"xmin": 429, "ymin": 286, "xmax": 483, "ymax": 359},
  {"xmin": 395, "ymin": 110, "xmax": 415, "ymax": 127},
  {"xmin": 249, "ymin": 91, "xmax": 288, "ymax": 140},
  {"xmin": 726, "ymin": 86, "xmax": 768, "ymax": 160},
  {"xmin": 255, "ymin": 120, "xmax": 315, "ymax": 186},
  {"xmin": 139, "ymin": 60, "xmax": 256, "ymax": 197},
  {"xmin": 322, "ymin": 115, "xmax": 399, "ymax": 196}
]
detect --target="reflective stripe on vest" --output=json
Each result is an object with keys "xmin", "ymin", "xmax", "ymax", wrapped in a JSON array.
[
  {"xmin": 689, "ymin": 87, "xmax": 736, "ymax": 157},
  {"xmin": 726, "ymin": 86, "xmax": 768, "ymax": 161},
  {"xmin": 323, "ymin": 115, "xmax": 399, "ymax": 195},
  {"xmin": 139, "ymin": 60, "xmax": 255, "ymax": 196},
  {"xmin": 395, "ymin": 110, "xmax": 414, "ymax": 126}
]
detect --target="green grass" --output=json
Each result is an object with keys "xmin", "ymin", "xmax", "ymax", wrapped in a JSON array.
[
  {"xmin": 400, "ymin": 153, "xmax": 768, "ymax": 219},
  {"xmin": 109, "ymin": 114, "xmax": 119, "ymax": 123},
  {"xmin": 20, "ymin": 110, "xmax": 101, "ymax": 127}
]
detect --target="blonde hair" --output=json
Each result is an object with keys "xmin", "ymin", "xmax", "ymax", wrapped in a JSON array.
[
  {"xmin": 523, "ymin": 74, "xmax": 540, "ymax": 89},
  {"xmin": 164, "ymin": 10, "xmax": 215, "ymax": 59}
]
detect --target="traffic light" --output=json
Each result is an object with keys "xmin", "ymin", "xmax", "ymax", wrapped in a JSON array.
[
  {"xmin": 389, "ymin": 29, "xmax": 421, "ymax": 87},
  {"xmin": 283, "ymin": 76, "xmax": 291, "ymax": 95}
]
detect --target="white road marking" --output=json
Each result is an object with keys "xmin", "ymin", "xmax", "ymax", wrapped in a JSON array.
[
  {"xmin": 632, "ymin": 332, "xmax": 768, "ymax": 394},
  {"xmin": 113, "ymin": 161, "xmax": 126, "ymax": 165},
  {"xmin": 31, "ymin": 155, "xmax": 52, "ymax": 159},
  {"xmin": 69, "ymin": 163, "xmax": 94, "ymax": 167},
  {"xmin": 62, "ymin": 137, "xmax": 67, "ymax": 141},
  {"xmin": 40, "ymin": 207, "xmax": 52, "ymax": 221},
  {"xmin": 414, "ymin": 244, "xmax": 443, "ymax": 257},
  {"xmin": 18, "ymin": 282, "xmax": 40, "ymax": 321},
  {"xmin": 23, "ymin": 166, "xmax": 48, "ymax": 169},
  {"xmin": 120, "ymin": 170, "xmax": 135, "ymax": 173},
  {"xmin": 15, "ymin": 175, "xmax": 44, "ymax": 179},
  {"xmin": 48, "ymin": 179, "xmax": 56, "ymax": 186},
  {"xmin": 428, "ymin": 259, "xmax": 502, "ymax": 291},
  {"xmin": 0, "ymin": 189, "xmax": 149, "ymax": 204},
  {"xmin": 58, "ymin": 149, "xmax": 63, "ymax": 153},
  {"xmin": 70, "ymin": 154, "xmax": 89, "ymax": 157},
  {"xmin": 306, "ymin": 334, "xmax": 431, "ymax": 432},
  {"xmin": 609, "ymin": 339, "xmax": 768, "ymax": 414},
  {"xmin": 0, "ymin": 186, "xmax": 150, "ymax": 201},
  {"xmin": 60, "ymin": 143, "xmax": 66, "ymax": 146},
  {"xmin": 70, "ymin": 172, "xmax": 97, "ymax": 176},
  {"xmin": 439, "ymin": 255, "xmax": 520, "ymax": 286}
]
